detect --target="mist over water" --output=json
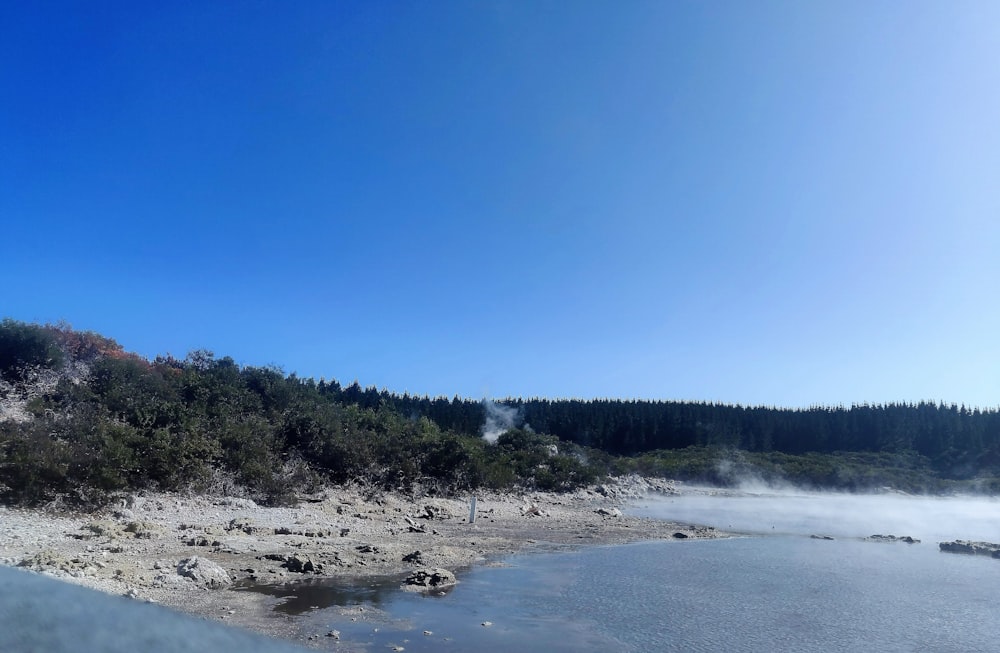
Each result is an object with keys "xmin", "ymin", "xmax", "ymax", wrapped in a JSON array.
[
  {"xmin": 252, "ymin": 486, "xmax": 1000, "ymax": 652},
  {"xmin": 632, "ymin": 486, "xmax": 1000, "ymax": 543}
]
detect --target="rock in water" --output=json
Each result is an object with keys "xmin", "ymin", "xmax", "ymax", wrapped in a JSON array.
[
  {"xmin": 865, "ymin": 534, "xmax": 920, "ymax": 544},
  {"xmin": 939, "ymin": 540, "xmax": 1000, "ymax": 557},
  {"xmin": 402, "ymin": 568, "xmax": 457, "ymax": 590},
  {"xmin": 176, "ymin": 556, "xmax": 231, "ymax": 589}
]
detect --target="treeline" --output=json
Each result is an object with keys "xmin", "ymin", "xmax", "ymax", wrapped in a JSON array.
[
  {"xmin": 366, "ymin": 395, "xmax": 1000, "ymax": 482},
  {"xmin": 3, "ymin": 319, "xmax": 1000, "ymax": 507}
]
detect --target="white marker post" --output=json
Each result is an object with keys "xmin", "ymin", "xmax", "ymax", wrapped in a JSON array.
[{"xmin": 468, "ymin": 496, "xmax": 477, "ymax": 524}]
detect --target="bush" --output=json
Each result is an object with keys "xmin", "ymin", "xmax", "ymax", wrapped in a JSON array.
[{"xmin": 0, "ymin": 319, "xmax": 65, "ymax": 383}]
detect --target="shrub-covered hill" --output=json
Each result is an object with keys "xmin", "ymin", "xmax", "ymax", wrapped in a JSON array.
[
  {"xmin": 3, "ymin": 319, "xmax": 1000, "ymax": 507},
  {"xmin": 0, "ymin": 320, "xmax": 606, "ymax": 507}
]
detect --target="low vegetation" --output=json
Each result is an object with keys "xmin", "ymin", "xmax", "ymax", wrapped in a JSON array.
[{"xmin": 2, "ymin": 319, "xmax": 999, "ymax": 508}]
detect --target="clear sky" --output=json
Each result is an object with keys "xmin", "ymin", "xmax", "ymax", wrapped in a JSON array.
[{"xmin": 3, "ymin": 1, "xmax": 999, "ymax": 408}]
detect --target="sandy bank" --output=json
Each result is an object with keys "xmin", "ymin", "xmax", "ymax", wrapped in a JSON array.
[{"xmin": 0, "ymin": 477, "xmax": 724, "ymax": 646}]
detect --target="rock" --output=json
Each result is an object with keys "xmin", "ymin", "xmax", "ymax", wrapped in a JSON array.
[
  {"xmin": 327, "ymin": 630, "xmax": 340, "ymax": 639},
  {"xmin": 402, "ymin": 550, "xmax": 424, "ymax": 564},
  {"xmin": 595, "ymin": 507, "xmax": 622, "ymax": 518},
  {"xmin": 176, "ymin": 556, "xmax": 231, "ymax": 589},
  {"xmin": 671, "ymin": 532, "xmax": 688, "ymax": 539},
  {"xmin": 866, "ymin": 534, "xmax": 920, "ymax": 544},
  {"xmin": 520, "ymin": 503, "xmax": 545, "ymax": 517},
  {"xmin": 403, "ymin": 567, "xmax": 457, "ymax": 590},
  {"xmin": 939, "ymin": 540, "xmax": 1000, "ymax": 557},
  {"xmin": 810, "ymin": 535, "xmax": 835, "ymax": 540},
  {"xmin": 481, "ymin": 621, "xmax": 493, "ymax": 627},
  {"xmin": 283, "ymin": 554, "xmax": 316, "ymax": 573},
  {"xmin": 403, "ymin": 516, "xmax": 427, "ymax": 533},
  {"xmin": 418, "ymin": 505, "xmax": 452, "ymax": 520}
]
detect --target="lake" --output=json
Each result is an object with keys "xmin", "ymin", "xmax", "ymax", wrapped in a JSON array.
[{"xmin": 250, "ymin": 489, "xmax": 1000, "ymax": 652}]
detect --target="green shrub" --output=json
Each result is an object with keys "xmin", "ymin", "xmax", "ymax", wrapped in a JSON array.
[{"xmin": 0, "ymin": 319, "xmax": 65, "ymax": 382}]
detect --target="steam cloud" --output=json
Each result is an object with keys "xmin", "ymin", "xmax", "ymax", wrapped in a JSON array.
[
  {"xmin": 637, "ymin": 488, "xmax": 1000, "ymax": 543},
  {"xmin": 481, "ymin": 399, "xmax": 524, "ymax": 444}
]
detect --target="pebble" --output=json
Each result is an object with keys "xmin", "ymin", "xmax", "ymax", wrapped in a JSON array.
[{"xmin": 481, "ymin": 621, "xmax": 493, "ymax": 627}]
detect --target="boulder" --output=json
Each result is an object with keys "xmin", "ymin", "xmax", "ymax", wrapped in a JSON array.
[
  {"xmin": 595, "ymin": 507, "xmax": 622, "ymax": 518},
  {"xmin": 176, "ymin": 556, "xmax": 231, "ymax": 589}
]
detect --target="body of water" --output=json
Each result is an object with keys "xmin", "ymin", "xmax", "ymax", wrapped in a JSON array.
[{"xmin": 250, "ymin": 490, "xmax": 1000, "ymax": 652}]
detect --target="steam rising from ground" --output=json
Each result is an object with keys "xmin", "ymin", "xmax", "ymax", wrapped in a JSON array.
[
  {"xmin": 635, "ymin": 487, "xmax": 1000, "ymax": 543},
  {"xmin": 481, "ymin": 400, "xmax": 526, "ymax": 444}
]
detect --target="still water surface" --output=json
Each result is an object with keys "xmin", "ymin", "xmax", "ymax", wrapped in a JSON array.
[{"xmin": 250, "ymin": 491, "xmax": 1000, "ymax": 652}]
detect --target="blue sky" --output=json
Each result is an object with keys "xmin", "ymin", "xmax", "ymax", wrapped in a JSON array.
[{"xmin": 3, "ymin": 1, "xmax": 999, "ymax": 407}]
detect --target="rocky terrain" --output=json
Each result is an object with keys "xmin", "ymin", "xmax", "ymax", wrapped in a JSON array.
[{"xmin": 0, "ymin": 476, "xmax": 723, "ymax": 645}]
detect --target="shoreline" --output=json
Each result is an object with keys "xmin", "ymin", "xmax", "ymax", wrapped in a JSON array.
[{"xmin": 0, "ymin": 477, "xmax": 727, "ymax": 646}]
